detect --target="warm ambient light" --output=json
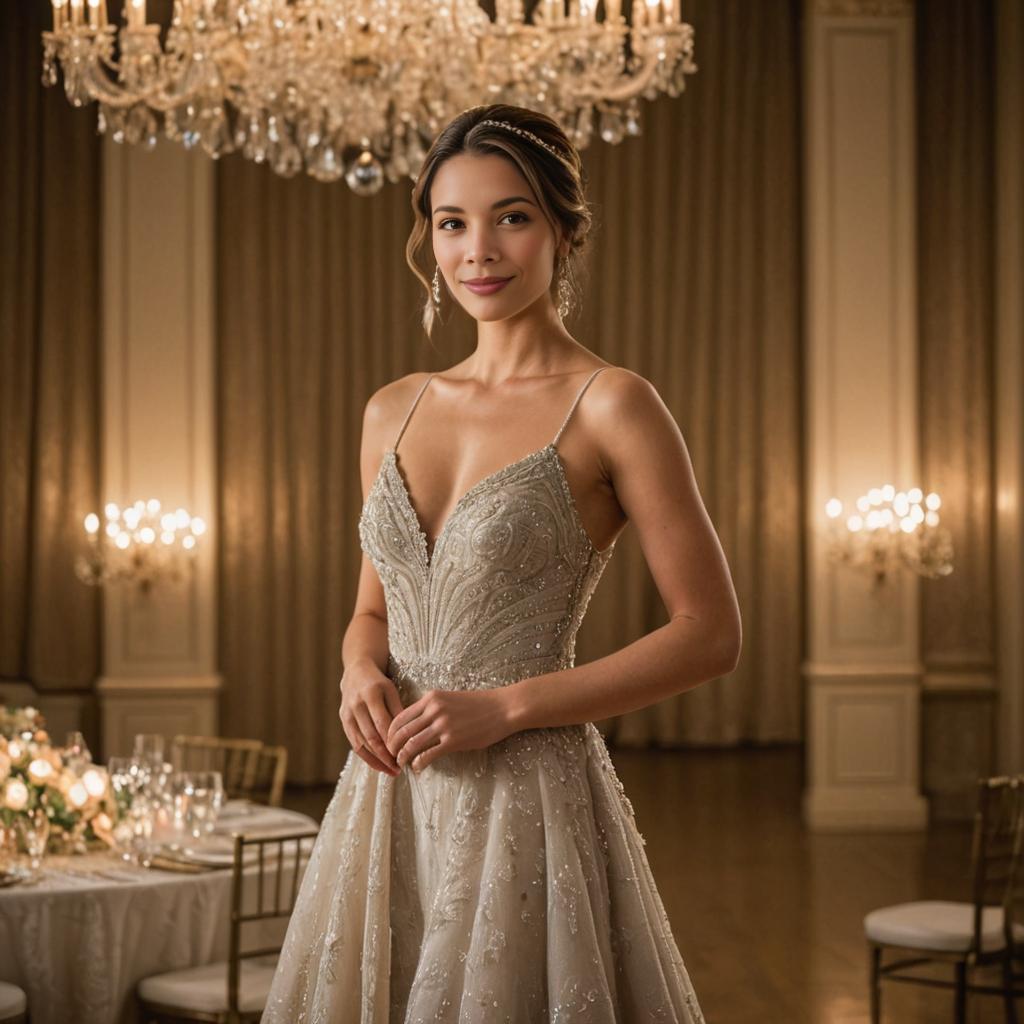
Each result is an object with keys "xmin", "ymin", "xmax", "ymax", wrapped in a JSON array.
[
  {"xmin": 822, "ymin": 482, "xmax": 953, "ymax": 585},
  {"xmin": 76, "ymin": 497, "xmax": 206, "ymax": 592}
]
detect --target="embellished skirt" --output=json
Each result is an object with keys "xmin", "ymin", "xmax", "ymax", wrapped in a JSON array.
[{"xmin": 261, "ymin": 706, "xmax": 705, "ymax": 1023}]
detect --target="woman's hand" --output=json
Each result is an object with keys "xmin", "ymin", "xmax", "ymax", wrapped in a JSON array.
[
  {"xmin": 339, "ymin": 659, "xmax": 405, "ymax": 776},
  {"xmin": 385, "ymin": 689, "xmax": 515, "ymax": 772}
]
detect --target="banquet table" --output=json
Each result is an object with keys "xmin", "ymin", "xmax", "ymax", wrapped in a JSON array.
[{"xmin": 0, "ymin": 801, "xmax": 319, "ymax": 1024}]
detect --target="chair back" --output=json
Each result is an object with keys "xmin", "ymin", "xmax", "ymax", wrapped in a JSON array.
[
  {"xmin": 969, "ymin": 774, "xmax": 1024, "ymax": 956},
  {"xmin": 170, "ymin": 735, "xmax": 288, "ymax": 806},
  {"xmin": 227, "ymin": 827, "xmax": 319, "ymax": 1016}
]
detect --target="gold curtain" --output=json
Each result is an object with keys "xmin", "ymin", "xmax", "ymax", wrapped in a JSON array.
[
  {"xmin": 216, "ymin": 0, "xmax": 804, "ymax": 782},
  {"xmin": 917, "ymin": 0, "xmax": 998, "ymax": 815},
  {"xmin": 0, "ymin": 2, "xmax": 102, "ymax": 695},
  {"xmin": 917, "ymin": 0, "xmax": 996, "ymax": 674}
]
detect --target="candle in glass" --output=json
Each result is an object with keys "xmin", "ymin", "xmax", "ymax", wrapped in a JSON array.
[
  {"xmin": 70, "ymin": 0, "xmax": 84, "ymax": 27},
  {"xmin": 605, "ymin": 0, "xmax": 622, "ymax": 22}
]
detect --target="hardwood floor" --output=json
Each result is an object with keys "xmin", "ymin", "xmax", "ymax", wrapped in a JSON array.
[{"xmin": 282, "ymin": 744, "xmax": 1016, "ymax": 1024}]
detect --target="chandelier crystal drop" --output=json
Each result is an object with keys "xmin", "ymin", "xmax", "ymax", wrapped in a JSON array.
[{"xmin": 40, "ymin": 0, "xmax": 697, "ymax": 193}]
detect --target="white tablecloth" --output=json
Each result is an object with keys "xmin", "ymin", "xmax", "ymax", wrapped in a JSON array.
[{"xmin": 0, "ymin": 803, "xmax": 319, "ymax": 1024}]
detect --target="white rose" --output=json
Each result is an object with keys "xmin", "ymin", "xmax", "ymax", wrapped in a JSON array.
[
  {"xmin": 82, "ymin": 768, "xmax": 107, "ymax": 798},
  {"xmin": 27, "ymin": 758, "xmax": 54, "ymax": 785},
  {"xmin": 3, "ymin": 778, "xmax": 28, "ymax": 811}
]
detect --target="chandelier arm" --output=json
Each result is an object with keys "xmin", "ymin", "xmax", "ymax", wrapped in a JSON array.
[{"xmin": 575, "ymin": 49, "xmax": 659, "ymax": 104}]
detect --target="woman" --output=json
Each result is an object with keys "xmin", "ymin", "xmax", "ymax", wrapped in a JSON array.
[{"xmin": 264, "ymin": 103, "xmax": 741, "ymax": 1023}]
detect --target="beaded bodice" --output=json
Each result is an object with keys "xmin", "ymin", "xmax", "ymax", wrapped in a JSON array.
[{"xmin": 357, "ymin": 368, "xmax": 615, "ymax": 688}]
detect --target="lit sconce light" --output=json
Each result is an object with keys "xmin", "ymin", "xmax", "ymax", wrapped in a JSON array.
[
  {"xmin": 822, "ymin": 483, "xmax": 953, "ymax": 588},
  {"xmin": 75, "ymin": 497, "xmax": 207, "ymax": 593}
]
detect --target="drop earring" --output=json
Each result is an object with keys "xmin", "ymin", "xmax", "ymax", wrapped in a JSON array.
[
  {"xmin": 432, "ymin": 265, "xmax": 443, "ymax": 307},
  {"xmin": 556, "ymin": 257, "xmax": 572, "ymax": 320}
]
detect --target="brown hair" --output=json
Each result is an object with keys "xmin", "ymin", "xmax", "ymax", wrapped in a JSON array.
[{"xmin": 405, "ymin": 103, "xmax": 595, "ymax": 338}]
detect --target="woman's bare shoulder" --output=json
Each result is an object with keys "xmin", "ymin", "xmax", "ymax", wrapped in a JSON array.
[
  {"xmin": 584, "ymin": 365, "xmax": 663, "ymax": 420},
  {"xmin": 362, "ymin": 372, "xmax": 433, "ymax": 446}
]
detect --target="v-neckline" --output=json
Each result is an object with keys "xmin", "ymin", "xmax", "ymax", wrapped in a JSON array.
[
  {"xmin": 385, "ymin": 443, "xmax": 557, "ymax": 571},
  {"xmin": 379, "ymin": 442, "xmax": 610, "ymax": 574}
]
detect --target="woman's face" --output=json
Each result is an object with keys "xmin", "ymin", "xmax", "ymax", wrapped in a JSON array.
[{"xmin": 430, "ymin": 151, "xmax": 567, "ymax": 323}]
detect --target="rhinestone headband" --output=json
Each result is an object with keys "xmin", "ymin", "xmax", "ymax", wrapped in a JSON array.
[{"xmin": 477, "ymin": 119, "xmax": 564, "ymax": 160}]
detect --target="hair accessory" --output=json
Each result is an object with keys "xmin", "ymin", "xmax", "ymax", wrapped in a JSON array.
[{"xmin": 477, "ymin": 118, "xmax": 563, "ymax": 159}]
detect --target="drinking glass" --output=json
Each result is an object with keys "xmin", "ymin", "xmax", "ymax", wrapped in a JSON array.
[
  {"xmin": 133, "ymin": 733, "xmax": 165, "ymax": 767},
  {"xmin": 16, "ymin": 810, "xmax": 50, "ymax": 870},
  {"xmin": 170, "ymin": 771, "xmax": 197, "ymax": 838},
  {"xmin": 185, "ymin": 771, "xmax": 224, "ymax": 838},
  {"xmin": 64, "ymin": 730, "xmax": 92, "ymax": 770},
  {"xmin": 107, "ymin": 756, "xmax": 142, "ymax": 862}
]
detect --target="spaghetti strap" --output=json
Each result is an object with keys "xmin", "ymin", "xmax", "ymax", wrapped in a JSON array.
[
  {"xmin": 552, "ymin": 367, "xmax": 609, "ymax": 446},
  {"xmin": 393, "ymin": 374, "xmax": 435, "ymax": 451}
]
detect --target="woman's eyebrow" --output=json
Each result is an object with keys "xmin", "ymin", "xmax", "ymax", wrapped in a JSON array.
[{"xmin": 433, "ymin": 196, "xmax": 537, "ymax": 214}]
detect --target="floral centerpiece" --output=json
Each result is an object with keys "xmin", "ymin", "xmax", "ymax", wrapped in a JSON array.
[{"xmin": 0, "ymin": 705, "xmax": 117, "ymax": 854}]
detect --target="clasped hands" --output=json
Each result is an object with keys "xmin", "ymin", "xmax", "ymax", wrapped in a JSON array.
[{"xmin": 339, "ymin": 664, "xmax": 517, "ymax": 776}]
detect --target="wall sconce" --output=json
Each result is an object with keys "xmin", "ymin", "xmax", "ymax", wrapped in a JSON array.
[
  {"xmin": 75, "ymin": 498, "xmax": 206, "ymax": 594},
  {"xmin": 822, "ymin": 483, "xmax": 954, "ymax": 588}
]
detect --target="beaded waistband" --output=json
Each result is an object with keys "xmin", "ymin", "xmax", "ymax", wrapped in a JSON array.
[{"xmin": 387, "ymin": 651, "xmax": 571, "ymax": 697}]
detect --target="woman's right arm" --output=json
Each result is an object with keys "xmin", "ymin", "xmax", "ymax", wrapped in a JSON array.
[{"xmin": 338, "ymin": 385, "xmax": 407, "ymax": 777}]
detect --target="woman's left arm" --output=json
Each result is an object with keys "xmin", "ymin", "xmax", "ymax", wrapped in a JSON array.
[
  {"xmin": 502, "ymin": 368, "xmax": 742, "ymax": 731},
  {"xmin": 387, "ymin": 369, "xmax": 742, "ymax": 770}
]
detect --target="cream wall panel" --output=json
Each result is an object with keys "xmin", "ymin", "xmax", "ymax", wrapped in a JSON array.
[
  {"xmin": 96, "ymin": 137, "xmax": 221, "ymax": 758},
  {"xmin": 803, "ymin": 0, "xmax": 926, "ymax": 830}
]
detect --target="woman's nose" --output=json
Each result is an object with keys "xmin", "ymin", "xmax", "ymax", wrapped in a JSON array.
[{"xmin": 462, "ymin": 228, "xmax": 501, "ymax": 263}]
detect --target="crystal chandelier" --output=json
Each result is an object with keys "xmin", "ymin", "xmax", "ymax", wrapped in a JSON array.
[{"xmin": 40, "ymin": 0, "xmax": 697, "ymax": 193}]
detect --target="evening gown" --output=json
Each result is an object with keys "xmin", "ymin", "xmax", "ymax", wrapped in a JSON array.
[{"xmin": 262, "ymin": 367, "xmax": 706, "ymax": 1023}]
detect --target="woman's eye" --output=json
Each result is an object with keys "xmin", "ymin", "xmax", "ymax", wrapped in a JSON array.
[{"xmin": 437, "ymin": 212, "xmax": 528, "ymax": 231}]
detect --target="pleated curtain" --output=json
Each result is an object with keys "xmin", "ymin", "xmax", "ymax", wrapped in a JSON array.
[{"xmin": 0, "ymin": 0, "xmax": 102, "ymax": 700}]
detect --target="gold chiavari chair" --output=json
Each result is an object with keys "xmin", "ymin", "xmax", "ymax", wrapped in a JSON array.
[
  {"xmin": 865, "ymin": 774, "xmax": 1024, "ymax": 1023},
  {"xmin": 169, "ymin": 737, "xmax": 288, "ymax": 808},
  {"xmin": 137, "ymin": 828, "xmax": 318, "ymax": 1024}
]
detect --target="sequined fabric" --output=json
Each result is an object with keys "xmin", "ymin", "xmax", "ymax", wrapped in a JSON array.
[{"xmin": 263, "ymin": 370, "xmax": 706, "ymax": 1023}]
